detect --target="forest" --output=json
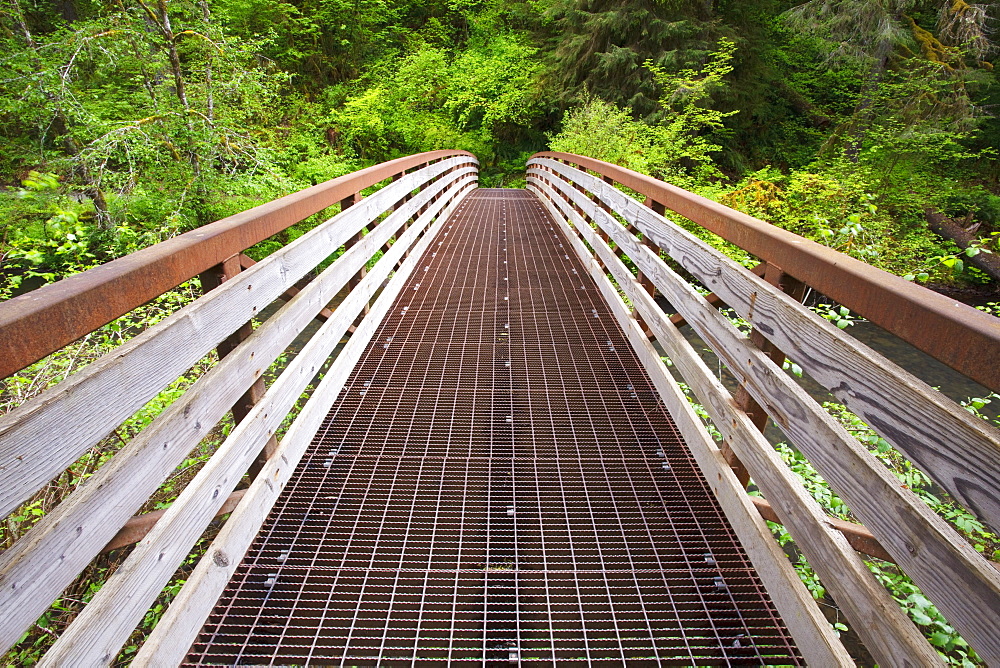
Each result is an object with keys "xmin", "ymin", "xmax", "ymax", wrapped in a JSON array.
[
  {"xmin": 2, "ymin": 0, "xmax": 1000, "ymax": 296},
  {"xmin": 1, "ymin": 0, "xmax": 999, "ymax": 665}
]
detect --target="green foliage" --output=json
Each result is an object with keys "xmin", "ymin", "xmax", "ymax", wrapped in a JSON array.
[
  {"xmin": 550, "ymin": 38, "xmax": 739, "ymax": 188},
  {"xmin": 0, "ymin": 0, "xmax": 296, "ymax": 233},
  {"xmin": 331, "ymin": 36, "xmax": 546, "ymax": 168},
  {"xmin": 644, "ymin": 38, "xmax": 739, "ymax": 182},
  {"xmin": 548, "ymin": 97, "xmax": 658, "ymax": 172},
  {"xmin": 2, "ymin": 172, "xmax": 95, "ymax": 296},
  {"xmin": 542, "ymin": 0, "xmax": 712, "ymax": 118},
  {"xmin": 814, "ymin": 304, "xmax": 858, "ymax": 329},
  {"xmin": 3, "ymin": 0, "xmax": 996, "ymax": 289},
  {"xmin": 976, "ymin": 302, "xmax": 1000, "ymax": 318},
  {"xmin": 447, "ymin": 37, "xmax": 544, "ymax": 141},
  {"xmin": 718, "ymin": 164, "xmax": 990, "ymax": 281},
  {"xmin": 771, "ymin": 400, "xmax": 996, "ymax": 666}
]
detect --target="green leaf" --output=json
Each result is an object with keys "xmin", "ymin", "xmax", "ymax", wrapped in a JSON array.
[{"xmin": 928, "ymin": 631, "xmax": 953, "ymax": 648}]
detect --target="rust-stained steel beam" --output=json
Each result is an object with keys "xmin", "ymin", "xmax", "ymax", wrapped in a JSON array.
[
  {"xmin": 750, "ymin": 496, "xmax": 894, "ymax": 564},
  {"xmin": 101, "ymin": 489, "xmax": 246, "ymax": 554},
  {"xmin": 533, "ymin": 152, "xmax": 1000, "ymax": 393},
  {"xmin": 0, "ymin": 150, "xmax": 475, "ymax": 380}
]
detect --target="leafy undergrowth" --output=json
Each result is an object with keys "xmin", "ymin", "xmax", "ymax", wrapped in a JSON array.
[
  {"xmin": 766, "ymin": 400, "xmax": 996, "ymax": 666},
  {"xmin": 677, "ymin": 365, "xmax": 997, "ymax": 666}
]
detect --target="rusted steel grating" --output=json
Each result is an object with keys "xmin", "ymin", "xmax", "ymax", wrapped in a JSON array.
[{"xmin": 185, "ymin": 189, "xmax": 802, "ymax": 665}]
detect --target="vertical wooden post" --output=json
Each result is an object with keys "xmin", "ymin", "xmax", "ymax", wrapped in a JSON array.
[
  {"xmin": 341, "ymin": 193, "xmax": 369, "ymax": 316},
  {"xmin": 633, "ymin": 198, "xmax": 666, "ymax": 338},
  {"xmin": 595, "ymin": 175, "xmax": 613, "ymax": 245},
  {"xmin": 199, "ymin": 255, "xmax": 277, "ymax": 480},
  {"xmin": 640, "ymin": 198, "xmax": 663, "ymax": 298},
  {"xmin": 725, "ymin": 262, "xmax": 806, "ymax": 487}
]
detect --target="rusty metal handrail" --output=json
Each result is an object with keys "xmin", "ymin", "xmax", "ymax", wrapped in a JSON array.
[
  {"xmin": 0, "ymin": 150, "xmax": 475, "ymax": 379},
  {"xmin": 532, "ymin": 151, "xmax": 1000, "ymax": 393}
]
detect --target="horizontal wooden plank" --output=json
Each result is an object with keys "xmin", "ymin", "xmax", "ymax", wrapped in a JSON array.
[
  {"xmin": 670, "ymin": 262, "xmax": 766, "ymax": 327},
  {"xmin": 531, "ymin": 159, "xmax": 1000, "ymax": 532},
  {"xmin": 0, "ymin": 157, "xmax": 472, "ymax": 522},
  {"xmin": 531, "ymin": 151, "xmax": 1000, "ymax": 393},
  {"xmin": 0, "ymin": 151, "xmax": 477, "ymax": 379},
  {"xmin": 131, "ymin": 180, "xmax": 476, "ymax": 667},
  {"xmin": 529, "ymin": 166, "xmax": 1000, "ymax": 663},
  {"xmin": 528, "ymin": 181, "xmax": 853, "ymax": 665},
  {"xmin": 238, "ymin": 255, "xmax": 335, "ymax": 321},
  {"xmin": 529, "ymin": 176, "xmax": 940, "ymax": 665},
  {"xmin": 40, "ymin": 173, "xmax": 480, "ymax": 666},
  {"xmin": 0, "ymin": 168, "xmax": 477, "ymax": 656}
]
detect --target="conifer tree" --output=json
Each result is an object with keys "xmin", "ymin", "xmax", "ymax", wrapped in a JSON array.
[{"xmin": 543, "ymin": 0, "xmax": 714, "ymax": 119}]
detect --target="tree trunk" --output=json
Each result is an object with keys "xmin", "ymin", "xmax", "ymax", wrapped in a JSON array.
[
  {"xmin": 926, "ymin": 209, "xmax": 1000, "ymax": 283},
  {"xmin": 11, "ymin": 0, "xmax": 111, "ymax": 227},
  {"xmin": 56, "ymin": 0, "xmax": 78, "ymax": 22},
  {"xmin": 843, "ymin": 42, "xmax": 891, "ymax": 162},
  {"xmin": 135, "ymin": 0, "xmax": 204, "ymax": 201}
]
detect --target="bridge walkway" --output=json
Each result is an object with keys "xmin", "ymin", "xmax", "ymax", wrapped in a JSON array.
[{"xmin": 184, "ymin": 189, "xmax": 802, "ymax": 665}]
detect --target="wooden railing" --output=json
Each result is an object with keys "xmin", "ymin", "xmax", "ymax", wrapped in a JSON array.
[
  {"xmin": 527, "ymin": 152, "xmax": 1000, "ymax": 666},
  {"xmin": 3, "ymin": 147, "xmax": 999, "ymax": 665},
  {"xmin": 0, "ymin": 151, "xmax": 478, "ymax": 664}
]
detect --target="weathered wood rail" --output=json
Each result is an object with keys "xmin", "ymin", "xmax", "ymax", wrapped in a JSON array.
[
  {"xmin": 528, "ymin": 152, "xmax": 1000, "ymax": 666},
  {"xmin": 0, "ymin": 149, "xmax": 998, "ymax": 665},
  {"xmin": 0, "ymin": 150, "xmax": 479, "ymax": 662}
]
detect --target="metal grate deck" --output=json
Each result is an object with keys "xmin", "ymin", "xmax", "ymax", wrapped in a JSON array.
[{"xmin": 184, "ymin": 189, "xmax": 803, "ymax": 666}]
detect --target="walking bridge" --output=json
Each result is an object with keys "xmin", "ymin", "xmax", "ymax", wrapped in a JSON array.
[{"xmin": 1, "ymin": 151, "xmax": 999, "ymax": 665}]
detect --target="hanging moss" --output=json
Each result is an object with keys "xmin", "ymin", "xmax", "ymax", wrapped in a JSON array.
[{"xmin": 905, "ymin": 14, "xmax": 955, "ymax": 69}]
